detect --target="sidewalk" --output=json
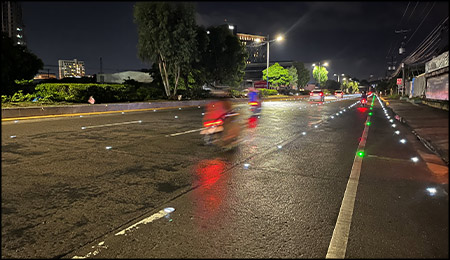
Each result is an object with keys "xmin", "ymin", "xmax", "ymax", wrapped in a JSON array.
[{"xmin": 380, "ymin": 96, "xmax": 449, "ymax": 165}]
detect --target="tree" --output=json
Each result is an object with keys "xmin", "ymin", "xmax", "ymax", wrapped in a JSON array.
[
  {"xmin": 312, "ymin": 66, "xmax": 328, "ymax": 86},
  {"xmin": 287, "ymin": 66, "xmax": 298, "ymax": 88},
  {"xmin": 134, "ymin": 2, "xmax": 197, "ymax": 99},
  {"xmin": 201, "ymin": 25, "xmax": 248, "ymax": 88},
  {"xmin": 292, "ymin": 62, "xmax": 310, "ymax": 89},
  {"xmin": 343, "ymin": 80, "xmax": 359, "ymax": 93},
  {"xmin": 1, "ymin": 32, "xmax": 43, "ymax": 95},
  {"xmin": 262, "ymin": 62, "xmax": 291, "ymax": 88},
  {"xmin": 325, "ymin": 80, "xmax": 340, "ymax": 90}
]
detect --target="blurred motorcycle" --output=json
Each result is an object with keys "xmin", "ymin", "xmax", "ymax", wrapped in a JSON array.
[
  {"xmin": 360, "ymin": 97, "xmax": 367, "ymax": 107},
  {"xmin": 200, "ymin": 100, "xmax": 241, "ymax": 147}
]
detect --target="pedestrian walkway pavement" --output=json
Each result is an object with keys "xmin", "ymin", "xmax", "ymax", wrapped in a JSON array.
[{"xmin": 379, "ymin": 96, "xmax": 448, "ymax": 166}]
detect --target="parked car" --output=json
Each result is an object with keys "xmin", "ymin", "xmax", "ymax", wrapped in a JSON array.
[
  {"xmin": 309, "ymin": 89, "xmax": 324, "ymax": 102},
  {"xmin": 334, "ymin": 90, "xmax": 344, "ymax": 98}
]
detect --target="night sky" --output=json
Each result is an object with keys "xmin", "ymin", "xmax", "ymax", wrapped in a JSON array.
[{"xmin": 21, "ymin": 1, "xmax": 448, "ymax": 81}]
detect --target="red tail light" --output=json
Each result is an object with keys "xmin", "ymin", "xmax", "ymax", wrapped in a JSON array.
[
  {"xmin": 203, "ymin": 119, "xmax": 223, "ymax": 127},
  {"xmin": 362, "ymin": 99, "xmax": 367, "ymax": 104},
  {"xmin": 310, "ymin": 92, "xmax": 313, "ymax": 95},
  {"xmin": 320, "ymin": 92, "xmax": 323, "ymax": 96}
]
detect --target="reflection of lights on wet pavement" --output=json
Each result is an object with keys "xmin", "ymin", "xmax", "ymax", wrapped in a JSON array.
[
  {"xmin": 10, "ymin": 135, "xmax": 16, "ymax": 138},
  {"xmin": 106, "ymin": 146, "xmax": 112, "ymax": 150},
  {"xmin": 426, "ymin": 187, "xmax": 437, "ymax": 196},
  {"xmin": 14, "ymin": 120, "xmax": 19, "ymax": 123},
  {"xmin": 80, "ymin": 115, "xmax": 83, "ymax": 117},
  {"xmin": 164, "ymin": 207, "xmax": 175, "ymax": 213},
  {"xmin": 411, "ymin": 157, "xmax": 419, "ymax": 162},
  {"xmin": 153, "ymin": 110, "xmax": 156, "ymax": 112},
  {"xmin": 81, "ymin": 127, "xmax": 86, "ymax": 130}
]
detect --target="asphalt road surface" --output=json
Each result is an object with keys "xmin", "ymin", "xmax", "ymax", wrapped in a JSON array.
[{"xmin": 2, "ymin": 95, "xmax": 448, "ymax": 258}]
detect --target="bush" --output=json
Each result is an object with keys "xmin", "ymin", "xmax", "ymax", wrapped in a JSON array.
[
  {"xmin": 259, "ymin": 89, "xmax": 278, "ymax": 97},
  {"xmin": 388, "ymin": 94, "xmax": 401, "ymax": 99},
  {"xmin": 9, "ymin": 90, "xmax": 36, "ymax": 102},
  {"xmin": 34, "ymin": 83, "xmax": 128, "ymax": 103}
]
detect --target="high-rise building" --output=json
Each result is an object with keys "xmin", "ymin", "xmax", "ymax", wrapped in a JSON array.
[
  {"xmin": 225, "ymin": 23, "xmax": 267, "ymax": 64},
  {"xmin": 58, "ymin": 59, "xmax": 86, "ymax": 79},
  {"xmin": 236, "ymin": 32, "xmax": 267, "ymax": 64},
  {"xmin": 1, "ymin": 1, "xmax": 26, "ymax": 46}
]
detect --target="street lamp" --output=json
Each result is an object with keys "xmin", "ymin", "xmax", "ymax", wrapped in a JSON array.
[
  {"xmin": 333, "ymin": 73, "xmax": 345, "ymax": 83},
  {"xmin": 255, "ymin": 35, "xmax": 284, "ymax": 89},
  {"xmin": 312, "ymin": 62, "xmax": 329, "ymax": 88}
]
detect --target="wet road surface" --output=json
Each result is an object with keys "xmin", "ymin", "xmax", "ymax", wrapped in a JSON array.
[{"xmin": 1, "ymin": 95, "xmax": 448, "ymax": 258}]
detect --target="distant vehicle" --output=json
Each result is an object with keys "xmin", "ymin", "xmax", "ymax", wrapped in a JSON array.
[
  {"xmin": 334, "ymin": 90, "xmax": 344, "ymax": 98},
  {"xmin": 309, "ymin": 89, "xmax": 324, "ymax": 102}
]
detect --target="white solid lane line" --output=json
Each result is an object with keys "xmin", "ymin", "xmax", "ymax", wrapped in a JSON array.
[
  {"xmin": 326, "ymin": 113, "xmax": 371, "ymax": 259},
  {"xmin": 81, "ymin": 120, "xmax": 142, "ymax": 129},
  {"xmin": 166, "ymin": 127, "xmax": 206, "ymax": 137},
  {"xmin": 72, "ymin": 209, "xmax": 170, "ymax": 259}
]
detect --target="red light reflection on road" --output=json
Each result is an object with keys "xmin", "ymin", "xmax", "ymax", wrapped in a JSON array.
[
  {"xmin": 248, "ymin": 116, "xmax": 258, "ymax": 128},
  {"xmin": 195, "ymin": 159, "xmax": 225, "ymax": 188},
  {"xmin": 192, "ymin": 159, "xmax": 229, "ymax": 230},
  {"xmin": 357, "ymin": 107, "xmax": 368, "ymax": 113}
]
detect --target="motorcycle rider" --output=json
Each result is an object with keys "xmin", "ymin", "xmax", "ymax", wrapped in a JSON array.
[
  {"xmin": 360, "ymin": 90, "xmax": 368, "ymax": 106},
  {"xmin": 247, "ymin": 86, "xmax": 261, "ymax": 114},
  {"xmin": 202, "ymin": 89, "xmax": 241, "ymax": 147}
]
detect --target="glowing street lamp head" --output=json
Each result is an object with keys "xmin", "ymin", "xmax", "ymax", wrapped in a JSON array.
[
  {"xmin": 255, "ymin": 38, "xmax": 261, "ymax": 43},
  {"xmin": 312, "ymin": 63, "xmax": 316, "ymax": 67},
  {"xmin": 323, "ymin": 62, "xmax": 329, "ymax": 66},
  {"xmin": 276, "ymin": 35, "xmax": 284, "ymax": 41}
]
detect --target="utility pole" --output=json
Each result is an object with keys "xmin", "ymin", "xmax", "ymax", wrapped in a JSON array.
[{"xmin": 401, "ymin": 63, "xmax": 405, "ymax": 96}]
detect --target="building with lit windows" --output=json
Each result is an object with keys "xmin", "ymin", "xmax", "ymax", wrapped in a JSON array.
[
  {"xmin": 236, "ymin": 32, "xmax": 267, "ymax": 64},
  {"xmin": 1, "ymin": 1, "xmax": 26, "ymax": 45},
  {"xmin": 58, "ymin": 59, "xmax": 86, "ymax": 79}
]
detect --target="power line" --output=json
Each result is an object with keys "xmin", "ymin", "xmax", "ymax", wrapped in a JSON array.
[
  {"xmin": 405, "ymin": 2, "xmax": 419, "ymax": 26},
  {"xmin": 406, "ymin": 2, "xmax": 436, "ymax": 45},
  {"xmin": 394, "ymin": 2, "xmax": 411, "ymax": 32}
]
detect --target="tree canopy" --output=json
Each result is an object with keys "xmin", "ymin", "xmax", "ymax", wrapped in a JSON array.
[
  {"xmin": 292, "ymin": 62, "xmax": 310, "ymax": 88},
  {"xmin": 200, "ymin": 25, "xmax": 247, "ymax": 88},
  {"xmin": 287, "ymin": 66, "xmax": 298, "ymax": 88},
  {"xmin": 134, "ymin": 2, "xmax": 197, "ymax": 98},
  {"xmin": 262, "ymin": 62, "xmax": 292, "ymax": 88},
  {"xmin": 312, "ymin": 66, "xmax": 328, "ymax": 86},
  {"xmin": 1, "ymin": 32, "xmax": 43, "ymax": 95}
]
